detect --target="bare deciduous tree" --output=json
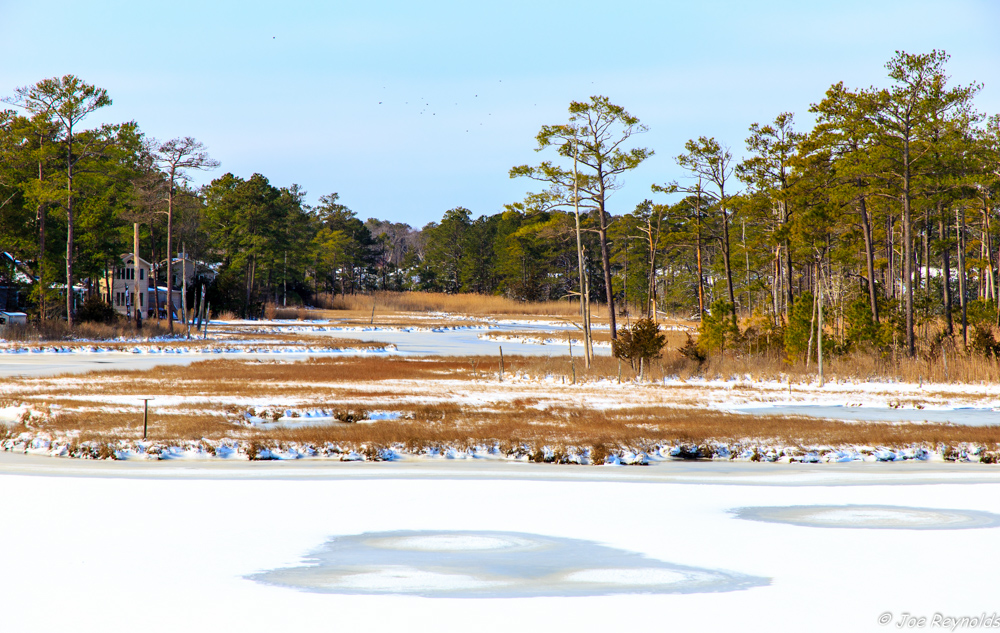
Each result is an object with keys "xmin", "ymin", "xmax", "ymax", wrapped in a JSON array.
[{"xmin": 153, "ymin": 137, "xmax": 219, "ymax": 331}]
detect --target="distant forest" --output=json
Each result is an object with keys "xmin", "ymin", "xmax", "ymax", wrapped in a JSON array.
[{"xmin": 1, "ymin": 51, "xmax": 998, "ymax": 358}]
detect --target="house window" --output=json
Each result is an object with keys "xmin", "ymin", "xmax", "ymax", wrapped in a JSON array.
[
  {"xmin": 140, "ymin": 269, "xmax": 144, "ymax": 280},
  {"xmin": 139, "ymin": 294, "xmax": 143, "ymax": 307}
]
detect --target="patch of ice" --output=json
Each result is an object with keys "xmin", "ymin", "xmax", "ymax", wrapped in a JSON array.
[
  {"xmin": 328, "ymin": 567, "xmax": 509, "ymax": 592},
  {"xmin": 366, "ymin": 411, "xmax": 401, "ymax": 421},
  {"xmin": 369, "ymin": 534, "xmax": 535, "ymax": 552},
  {"xmin": 250, "ymin": 530, "xmax": 769, "ymax": 598},
  {"xmin": 733, "ymin": 505, "xmax": 1000, "ymax": 530},
  {"xmin": 563, "ymin": 568, "xmax": 690, "ymax": 586}
]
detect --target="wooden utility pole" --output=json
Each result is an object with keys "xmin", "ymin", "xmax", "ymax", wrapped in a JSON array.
[
  {"xmin": 182, "ymin": 247, "xmax": 189, "ymax": 338},
  {"xmin": 196, "ymin": 285, "xmax": 206, "ymax": 330},
  {"xmin": 133, "ymin": 223, "xmax": 142, "ymax": 329}
]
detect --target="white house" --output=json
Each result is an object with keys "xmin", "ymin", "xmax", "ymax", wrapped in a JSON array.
[
  {"xmin": 149, "ymin": 254, "xmax": 216, "ymax": 319},
  {"xmin": 164, "ymin": 254, "xmax": 217, "ymax": 290},
  {"xmin": 100, "ymin": 254, "xmax": 151, "ymax": 317}
]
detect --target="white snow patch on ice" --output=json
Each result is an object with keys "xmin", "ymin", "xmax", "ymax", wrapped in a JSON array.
[{"xmin": 329, "ymin": 567, "xmax": 509, "ymax": 592}]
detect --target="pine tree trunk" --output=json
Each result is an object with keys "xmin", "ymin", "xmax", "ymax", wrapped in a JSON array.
[
  {"xmin": 720, "ymin": 199, "xmax": 737, "ymax": 329},
  {"xmin": 859, "ymin": 195, "xmax": 879, "ymax": 324},
  {"xmin": 598, "ymin": 221, "xmax": 616, "ymax": 338},
  {"xmin": 903, "ymin": 186, "xmax": 915, "ymax": 356},
  {"xmin": 957, "ymin": 206, "xmax": 968, "ymax": 346},
  {"xmin": 940, "ymin": 211, "xmax": 953, "ymax": 336},
  {"xmin": 65, "ymin": 131, "xmax": 75, "ymax": 327}
]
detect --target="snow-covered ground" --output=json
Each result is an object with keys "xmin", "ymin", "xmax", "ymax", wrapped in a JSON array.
[{"xmin": 1, "ymin": 454, "xmax": 999, "ymax": 632}]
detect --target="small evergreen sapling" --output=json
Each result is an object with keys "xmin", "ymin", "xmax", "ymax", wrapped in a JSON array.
[
  {"xmin": 613, "ymin": 318, "xmax": 667, "ymax": 370},
  {"xmin": 698, "ymin": 299, "xmax": 739, "ymax": 356}
]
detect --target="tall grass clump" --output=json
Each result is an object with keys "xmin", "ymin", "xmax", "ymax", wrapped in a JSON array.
[{"xmin": 2, "ymin": 319, "xmax": 176, "ymax": 342}]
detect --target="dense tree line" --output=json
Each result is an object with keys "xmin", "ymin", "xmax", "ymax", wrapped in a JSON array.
[{"xmin": 1, "ymin": 51, "xmax": 998, "ymax": 360}]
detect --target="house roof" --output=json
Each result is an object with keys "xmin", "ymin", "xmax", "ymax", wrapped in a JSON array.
[
  {"xmin": 119, "ymin": 253, "xmax": 152, "ymax": 267},
  {"xmin": 3, "ymin": 252, "xmax": 36, "ymax": 282}
]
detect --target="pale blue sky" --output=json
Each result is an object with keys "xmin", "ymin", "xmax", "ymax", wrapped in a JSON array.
[{"xmin": 2, "ymin": 0, "xmax": 997, "ymax": 227}]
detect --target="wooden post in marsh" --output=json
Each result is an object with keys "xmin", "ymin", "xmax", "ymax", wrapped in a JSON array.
[
  {"xmin": 203, "ymin": 303, "xmax": 210, "ymax": 339},
  {"xmin": 140, "ymin": 398, "xmax": 152, "ymax": 440},
  {"xmin": 133, "ymin": 223, "xmax": 142, "ymax": 329},
  {"xmin": 499, "ymin": 345, "xmax": 504, "ymax": 382}
]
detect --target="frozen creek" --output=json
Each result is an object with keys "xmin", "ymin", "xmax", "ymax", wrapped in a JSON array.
[
  {"xmin": 0, "ymin": 319, "xmax": 605, "ymax": 377},
  {"xmin": 2, "ymin": 454, "xmax": 1000, "ymax": 632},
  {"xmin": 4, "ymin": 319, "xmax": 1000, "ymax": 631}
]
